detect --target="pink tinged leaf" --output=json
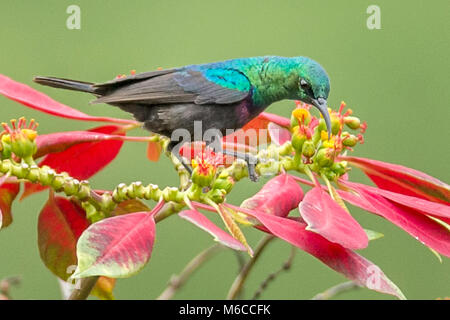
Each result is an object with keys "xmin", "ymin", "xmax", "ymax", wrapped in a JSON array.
[
  {"xmin": 344, "ymin": 181, "xmax": 450, "ymax": 223},
  {"xmin": 0, "ymin": 183, "xmax": 20, "ymax": 229},
  {"xmin": 342, "ymin": 156, "xmax": 450, "ymax": 204},
  {"xmin": 0, "ymin": 74, "xmax": 136, "ymax": 125},
  {"xmin": 338, "ymin": 181, "xmax": 450, "ymax": 257},
  {"xmin": 179, "ymin": 209, "xmax": 247, "ymax": 251},
  {"xmin": 299, "ymin": 187, "xmax": 368, "ymax": 250},
  {"xmin": 268, "ymin": 122, "xmax": 292, "ymax": 146},
  {"xmin": 72, "ymin": 211, "xmax": 157, "ymax": 278},
  {"xmin": 38, "ymin": 195, "xmax": 90, "ymax": 280},
  {"xmin": 243, "ymin": 209, "xmax": 405, "ymax": 299},
  {"xmin": 241, "ymin": 174, "xmax": 303, "ymax": 218},
  {"xmin": 22, "ymin": 125, "xmax": 125, "ymax": 200}
]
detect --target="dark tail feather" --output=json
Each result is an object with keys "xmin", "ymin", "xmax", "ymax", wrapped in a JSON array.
[{"xmin": 33, "ymin": 76, "xmax": 95, "ymax": 93}]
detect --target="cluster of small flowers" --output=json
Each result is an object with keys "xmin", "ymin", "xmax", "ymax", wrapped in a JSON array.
[{"xmin": 290, "ymin": 101, "xmax": 367, "ymax": 181}]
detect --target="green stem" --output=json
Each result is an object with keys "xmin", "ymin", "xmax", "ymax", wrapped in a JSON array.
[
  {"xmin": 157, "ymin": 244, "xmax": 224, "ymax": 300},
  {"xmin": 226, "ymin": 234, "xmax": 275, "ymax": 300},
  {"xmin": 312, "ymin": 281, "xmax": 360, "ymax": 300}
]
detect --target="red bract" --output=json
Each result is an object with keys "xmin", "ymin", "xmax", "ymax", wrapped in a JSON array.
[
  {"xmin": 338, "ymin": 181, "xmax": 450, "ymax": 257},
  {"xmin": 299, "ymin": 187, "xmax": 368, "ymax": 250},
  {"xmin": 268, "ymin": 122, "xmax": 292, "ymax": 146},
  {"xmin": 255, "ymin": 112, "xmax": 291, "ymax": 128},
  {"xmin": 38, "ymin": 194, "xmax": 90, "ymax": 280},
  {"xmin": 0, "ymin": 182, "xmax": 20, "ymax": 229},
  {"xmin": 22, "ymin": 125, "xmax": 125, "ymax": 199},
  {"xmin": 146, "ymin": 141, "xmax": 162, "ymax": 162},
  {"xmin": 241, "ymin": 174, "xmax": 303, "ymax": 217},
  {"xmin": 224, "ymin": 112, "xmax": 290, "ymax": 147},
  {"xmin": 345, "ymin": 181, "xmax": 450, "ymax": 224},
  {"xmin": 34, "ymin": 130, "xmax": 134, "ymax": 159},
  {"xmin": 179, "ymin": 209, "xmax": 247, "ymax": 251},
  {"xmin": 240, "ymin": 208, "xmax": 405, "ymax": 299},
  {"xmin": 342, "ymin": 156, "xmax": 450, "ymax": 204},
  {"xmin": 0, "ymin": 74, "xmax": 136, "ymax": 125}
]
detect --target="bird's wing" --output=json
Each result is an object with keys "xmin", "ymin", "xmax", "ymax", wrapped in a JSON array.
[{"xmin": 91, "ymin": 68, "xmax": 251, "ymax": 105}]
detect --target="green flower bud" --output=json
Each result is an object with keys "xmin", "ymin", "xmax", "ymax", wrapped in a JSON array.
[
  {"xmin": 342, "ymin": 133, "xmax": 358, "ymax": 147},
  {"xmin": 301, "ymin": 140, "xmax": 316, "ymax": 158},
  {"xmin": 344, "ymin": 116, "xmax": 361, "ymax": 130},
  {"xmin": 10, "ymin": 129, "xmax": 37, "ymax": 162},
  {"xmin": 316, "ymin": 148, "xmax": 335, "ymax": 167},
  {"xmin": 331, "ymin": 161, "xmax": 347, "ymax": 176},
  {"xmin": 331, "ymin": 117, "xmax": 341, "ymax": 136},
  {"xmin": 212, "ymin": 176, "xmax": 235, "ymax": 194},
  {"xmin": 207, "ymin": 188, "xmax": 226, "ymax": 203},
  {"xmin": 321, "ymin": 167, "xmax": 337, "ymax": 182},
  {"xmin": 291, "ymin": 126, "xmax": 307, "ymax": 152},
  {"xmin": 1, "ymin": 135, "xmax": 12, "ymax": 159}
]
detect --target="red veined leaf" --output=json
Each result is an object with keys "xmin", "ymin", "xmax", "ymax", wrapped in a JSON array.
[
  {"xmin": 0, "ymin": 74, "xmax": 136, "ymax": 125},
  {"xmin": 178, "ymin": 209, "xmax": 247, "ymax": 251},
  {"xmin": 338, "ymin": 181, "xmax": 450, "ymax": 257},
  {"xmin": 342, "ymin": 156, "xmax": 450, "ymax": 204},
  {"xmin": 0, "ymin": 182, "xmax": 20, "ymax": 229},
  {"xmin": 241, "ymin": 174, "xmax": 303, "ymax": 218},
  {"xmin": 268, "ymin": 122, "xmax": 292, "ymax": 146},
  {"xmin": 146, "ymin": 141, "xmax": 162, "ymax": 162},
  {"xmin": 22, "ymin": 125, "xmax": 125, "ymax": 199},
  {"xmin": 299, "ymin": 187, "xmax": 368, "ymax": 250},
  {"xmin": 241, "ymin": 209, "xmax": 405, "ymax": 299},
  {"xmin": 343, "ymin": 181, "xmax": 450, "ymax": 223},
  {"xmin": 72, "ymin": 201, "xmax": 163, "ymax": 278},
  {"xmin": 111, "ymin": 199, "xmax": 151, "ymax": 216},
  {"xmin": 38, "ymin": 194, "xmax": 90, "ymax": 280}
]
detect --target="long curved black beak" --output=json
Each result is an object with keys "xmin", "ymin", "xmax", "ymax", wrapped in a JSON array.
[{"xmin": 312, "ymin": 98, "xmax": 331, "ymax": 138}]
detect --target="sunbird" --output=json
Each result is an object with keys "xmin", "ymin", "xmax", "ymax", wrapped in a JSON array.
[{"xmin": 34, "ymin": 56, "xmax": 331, "ymax": 181}]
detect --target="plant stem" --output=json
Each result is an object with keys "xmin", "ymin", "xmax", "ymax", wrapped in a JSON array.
[
  {"xmin": 68, "ymin": 276, "xmax": 99, "ymax": 300},
  {"xmin": 252, "ymin": 245, "xmax": 296, "ymax": 299},
  {"xmin": 226, "ymin": 234, "xmax": 274, "ymax": 300},
  {"xmin": 157, "ymin": 244, "xmax": 224, "ymax": 300},
  {"xmin": 312, "ymin": 281, "xmax": 360, "ymax": 300}
]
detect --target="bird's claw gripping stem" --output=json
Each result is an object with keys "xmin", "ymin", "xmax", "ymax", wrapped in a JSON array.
[{"xmin": 219, "ymin": 149, "xmax": 259, "ymax": 182}]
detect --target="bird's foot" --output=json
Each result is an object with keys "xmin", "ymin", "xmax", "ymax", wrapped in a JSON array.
[
  {"xmin": 219, "ymin": 149, "xmax": 259, "ymax": 182},
  {"xmin": 247, "ymin": 161, "xmax": 259, "ymax": 182}
]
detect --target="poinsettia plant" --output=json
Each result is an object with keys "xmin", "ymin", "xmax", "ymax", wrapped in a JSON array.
[{"xmin": 0, "ymin": 74, "xmax": 449, "ymax": 300}]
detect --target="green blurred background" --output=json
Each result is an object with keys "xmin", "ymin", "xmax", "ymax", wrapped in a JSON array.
[{"xmin": 0, "ymin": 0, "xmax": 449, "ymax": 299}]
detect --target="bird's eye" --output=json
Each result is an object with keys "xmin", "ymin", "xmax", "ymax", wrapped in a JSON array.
[
  {"xmin": 300, "ymin": 79, "xmax": 309, "ymax": 88},
  {"xmin": 300, "ymin": 79, "xmax": 314, "ymax": 97}
]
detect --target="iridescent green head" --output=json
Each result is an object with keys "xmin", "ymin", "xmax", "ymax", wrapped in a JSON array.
[{"xmin": 295, "ymin": 57, "xmax": 331, "ymax": 136}]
